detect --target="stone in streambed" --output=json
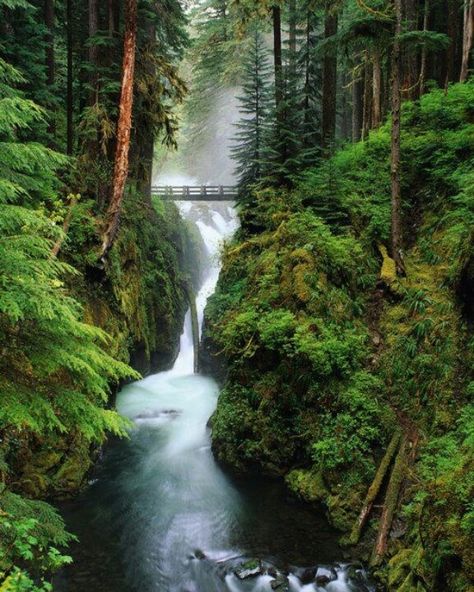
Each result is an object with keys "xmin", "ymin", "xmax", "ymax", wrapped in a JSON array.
[
  {"xmin": 234, "ymin": 559, "xmax": 262, "ymax": 579},
  {"xmin": 315, "ymin": 566, "xmax": 337, "ymax": 585},
  {"xmin": 271, "ymin": 573, "xmax": 290, "ymax": 591},
  {"xmin": 295, "ymin": 567, "xmax": 316, "ymax": 585}
]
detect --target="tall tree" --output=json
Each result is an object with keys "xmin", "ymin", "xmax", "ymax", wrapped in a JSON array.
[
  {"xmin": 88, "ymin": 0, "xmax": 99, "ymax": 103},
  {"xmin": 321, "ymin": 1, "xmax": 338, "ymax": 151},
  {"xmin": 66, "ymin": 0, "xmax": 73, "ymax": 154},
  {"xmin": 232, "ymin": 28, "xmax": 272, "ymax": 191},
  {"xmin": 101, "ymin": 0, "xmax": 137, "ymax": 259},
  {"xmin": 460, "ymin": 0, "xmax": 473, "ymax": 81},
  {"xmin": 390, "ymin": 0, "xmax": 405, "ymax": 275},
  {"xmin": 44, "ymin": 0, "xmax": 55, "ymax": 87},
  {"xmin": 273, "ymin": 4, "xmax": 283, "ymax": 115}
]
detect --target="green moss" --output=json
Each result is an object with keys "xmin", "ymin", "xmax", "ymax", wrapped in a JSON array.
[
  {"xmin": 206, "ymin": 83, "xmax": 474, "ymax": 590},
  {"xmin": 327, "ymin": 489, "xmax": 364, "ymax": 532},
  {"xmin": 285, "ymin": 469, "xmax": 328, "ymax": 503}
]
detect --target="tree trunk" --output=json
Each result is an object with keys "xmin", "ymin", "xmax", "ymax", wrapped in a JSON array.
[
  {"xmin": 341, "ymin": 72, "xmax": 350, "ymax": 140},
  {"xmin": 362, "ymin": 59, "xmax": 372, "ymax": 140},
  {"xmin": 371, "ymin": 437, "xmax": 408, "ymax": 565},
  {"xmin": 88, "ymin": 0, "xmax": 99, "ymax": 104},
  {"xmin": 349, "ymin": 431, "xmax": 401, "ymax": 546},
  {"xmin": 352, "ymin": 69, "xmax": 363, "ymax": 142},
  {"xmin": 44, "ymin": 0, "xmax": 55, "ymax": 86},
  {"xmin": 419, "ymin": 0, "xmax": 430, "ymax": 95},
  {"xmin": 403, "ymin": 0, "xmax": 419, "ymax": 98},
  {"xmin": 66, "ymin": 0, "xmax": 73, "ymax": 154},
  {"xmin": 322, "ymin": 2, "xmax": 338, "ymax": 151},
  {"xmin": 100, "ymin": 0, "xmax": 137, "ymax": 259},
  {"xmin": 272, "ymin": 5, "xmax": 283, "ymax": 114},
  {"xmin": 372, "ymin": 49, "xmax": 382, "ymax": 127},
  {"xmin": 460, "ymin": 0, "xmax": 474, "ymax": 81},
  {"xmin": 44, "ymin": 0, "xmax": 55, "ymax": 136},
  {"xmin": 445, "ymin": 0, "xmax": 459, "ymax": 86},
  {"xmin": 391, "ymin": 0, "xmax": 406, "ymax": 275},
  {"xmin": 289, "ymin": 0, "xmax": 297, "ymax": 71}
]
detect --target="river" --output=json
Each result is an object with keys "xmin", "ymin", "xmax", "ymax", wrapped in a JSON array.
[{"xmin": 55, "ymin": 201, "xmax": 374, "ymax": 592}]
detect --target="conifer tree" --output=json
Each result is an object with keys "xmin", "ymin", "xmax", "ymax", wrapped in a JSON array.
[{"xmin": 231, "ymin": 28, "xmax": 272, "ymax": 192}]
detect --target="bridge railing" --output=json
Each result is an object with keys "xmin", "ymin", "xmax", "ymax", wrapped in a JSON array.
[{"xmin": 151, "ymin": 185, "xmax": 238, "ymax": 201}]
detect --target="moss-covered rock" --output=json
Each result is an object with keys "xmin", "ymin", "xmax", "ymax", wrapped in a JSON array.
[{"xmin": 285, "ymin": 469, "xmax": 328, "ymax": 503}]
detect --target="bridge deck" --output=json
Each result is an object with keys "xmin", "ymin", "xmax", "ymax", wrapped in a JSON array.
[{"xmin": 151, "ymin": 185, "xmax": 237, "ymax": 201}]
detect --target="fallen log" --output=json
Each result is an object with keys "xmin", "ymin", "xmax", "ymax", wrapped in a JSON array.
[
  {"xmin": 371, "ymin": 436, "xmax": 408, "ymax": 566},
  {"xmin": 349, "ymin": 430, "xmax": 401, "ymax": 545}
]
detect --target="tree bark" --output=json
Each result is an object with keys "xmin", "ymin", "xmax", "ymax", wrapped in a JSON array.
[
  {"xmin": 100, "ymin": 0, "xmax": 137, "ymax": 259},
  {"xmin": 391, "ymin": 0, "xmax": 405, "ymax": 275},
  {"xmin": 289, "ymin": 0, "xmax": 297, "ymax": 72},
  {"xmin": 444, "ymin": 0, "xmax": 459, "ymax": 86},
  {"xmin": 349, "ymin": 431, "xmax": 401, "ymax": 546},
  {"xmin": 419, "ymin": 0, "xmax": 430, "ymax": 95},
  {"xmin": 460, "ymin": 0, "xmax": 474, "ymax": 81},
  {"xmin": 88, "ymin": 0, "xmax": 99, "ymax": 104},
  {"xmin": 44, "ymin": 0, "xmax": 55, "ymax": 136},
  {"xmin": 352, "ymin": 69, "xmax": 363, "ymax": 142},
  {"xmin": 372, "ymin": 49, "xmax": 382, "ymax": 127},
  {"xmin": 322, "ymin": 2, "xmax": 338, "ymax": 151},
  {"xmin": 272, "ymin": 5, "xmax": 283, "ymax": 114},
  {"xmin": 362, "ymin": 59, "xmax": 372, "ymax": 140},
  {"xmin": 66, "ymin": 0, "xmax": 73, "ymax": 154},
  {"xmin": 371, "ymin": 437, "xmax": 408, "ymax": 565},
  {"xmin": 44, "ymin": 0, "xmax": 55, "ymax": 86}
]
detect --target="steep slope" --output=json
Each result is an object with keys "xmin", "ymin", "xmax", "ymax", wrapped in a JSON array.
[{"xmin": 203, "ymin": 82, "xmax": 474, "ymax": 591}]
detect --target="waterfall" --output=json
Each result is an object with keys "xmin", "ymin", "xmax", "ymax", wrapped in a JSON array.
[{"xmin": 55, "ymin": 199, "xmax": 374, "ymax": 592}]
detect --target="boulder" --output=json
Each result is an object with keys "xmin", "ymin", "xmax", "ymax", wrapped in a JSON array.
[
  {"xmin": 271, "ymin": 573, "xmax": 290, "ymax": 591},
  {"xmin": 296, "ymin": 567, "xmax": 316, "ymax": 585},
  {"xmin": 315, "ymin": 566, "xmax": 337, "ymax": 586},
  {"xmin": 234, "ymin": 559, "xmax": 262, "ymax": 580}
]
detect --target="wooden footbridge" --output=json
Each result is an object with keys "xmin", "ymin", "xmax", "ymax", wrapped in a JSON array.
[{"xmin": 151, "ymin": 185, "xmax": 238, "ymax": 201}]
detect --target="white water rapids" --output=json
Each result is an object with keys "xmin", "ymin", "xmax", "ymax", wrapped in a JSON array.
[{"xmin": 56, "ymin": 201, "xmax": 373, "ymax": 592}]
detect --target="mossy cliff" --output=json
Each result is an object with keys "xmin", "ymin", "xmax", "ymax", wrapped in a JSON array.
[{"xmin": 204, "ymin": 83, "xmax": 474, "ymax": 590}]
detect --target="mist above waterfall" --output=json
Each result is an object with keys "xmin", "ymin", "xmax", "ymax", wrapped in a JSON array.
[{"xmin": 153, "ymin": 87, "xmax": 240, "ymax": 187}]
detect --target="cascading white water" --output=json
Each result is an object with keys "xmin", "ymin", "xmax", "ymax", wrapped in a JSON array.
[{"xmin": 55, "ymin": 200, "xmax": 373, "ymax": 592}]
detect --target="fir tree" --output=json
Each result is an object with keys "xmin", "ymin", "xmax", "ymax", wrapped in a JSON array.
[{"xmin": 231, "ymin": 28, "xmax": 272, "ymax": 193}]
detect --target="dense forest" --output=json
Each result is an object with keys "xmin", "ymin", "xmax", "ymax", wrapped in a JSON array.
[{"xmin": 0, "ymin": 0, "xmax": 473, "ymax": 591}]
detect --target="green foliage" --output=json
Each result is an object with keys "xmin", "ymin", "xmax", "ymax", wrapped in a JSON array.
[
  {"xmin": 208, "ymin": 82, "xmax": 474, "ymax": 589},
  {"xmin": 0, "ymin": 55, "xmax": 141, "ymax": 587},
  {"xmin": 0, "ymin": 491, "xmax": 74, "ymax": 590},
  {"xmin": 231, "ymin": 27, "xmax": 273, "ymax": 192}
]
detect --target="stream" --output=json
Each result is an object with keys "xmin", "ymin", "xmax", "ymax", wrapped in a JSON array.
[{"xmin": 55, "ymin": 201, "xmax": 374, "ymax": 592}]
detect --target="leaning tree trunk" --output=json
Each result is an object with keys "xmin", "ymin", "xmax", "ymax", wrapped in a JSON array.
[
  {"xmin": 390, "ymin": 0, "xmax": 405, "ymax": 275},
  {"xmin": 460, "ymin": 0, "xmax": 474, "ymax": 81},
  {"xmin": 100, "ymin": 0, "xmax": 137, "ymax": 260},
  {"xmin": 322, "ymin": 1, "xmax": 338, "ymax": 151}
]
